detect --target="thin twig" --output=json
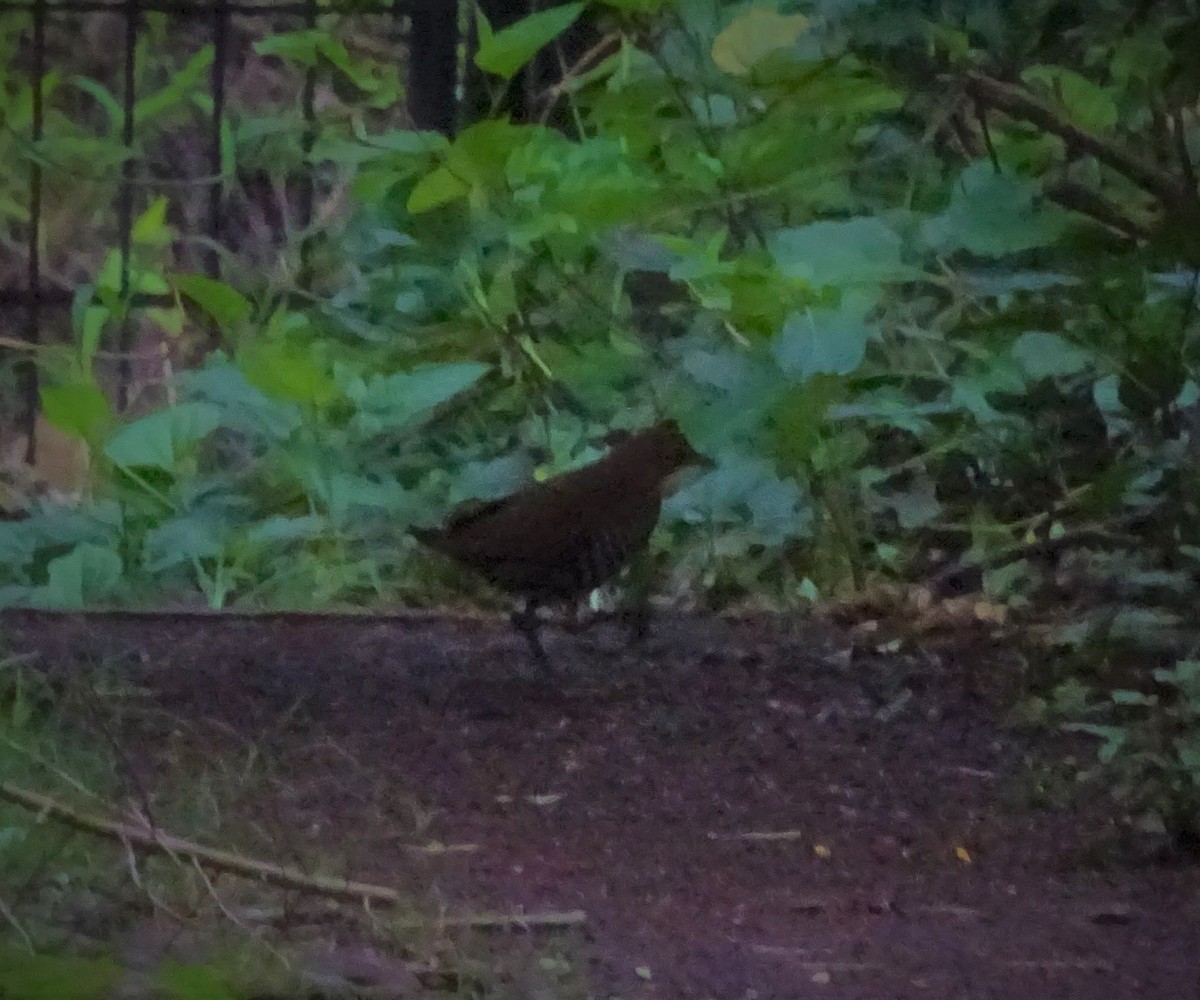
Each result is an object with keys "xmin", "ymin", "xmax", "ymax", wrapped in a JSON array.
[
  {"xmin": 192, "ymin": 856, "xmax": 245, "ymax": 927},
  {"xmin": 961, "ymin": 71, "xmax": 1188, "ymax": 208},
  {"xmin": 122, "ymin": 836, "xmax": 186, "ymax": 923},
  {"xmin": 1, "ymin": 780, "xmax": 409, "ymax": 905},
  {"xmin": 0, "ymin": 735, "xmax": 106, "ymax": 802},
  {"xmin": 390, "ymin": 909, "xmax": 588, "ymax": 931},
  {"xmin": 0, "ymin": 893, "xmax": 34, "ymax": 953},
  {"xmin": 0, "ymin": 781, "xmax": 584, "ymax": 929}
]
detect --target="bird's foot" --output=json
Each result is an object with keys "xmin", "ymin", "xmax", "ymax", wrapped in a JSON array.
[{"xmin": 510, "ymin": 604, "xmax": 554, "ymax": 676}]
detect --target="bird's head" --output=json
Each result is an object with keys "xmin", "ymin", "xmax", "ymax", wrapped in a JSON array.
[{"xmin": 604, "ymin": 419, "xmax": 712, "ymax": 496}]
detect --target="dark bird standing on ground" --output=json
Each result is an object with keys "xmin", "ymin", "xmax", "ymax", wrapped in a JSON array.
[{"xmin": 414, "ymin": 420, "xmax": 707, "ymax": 670}]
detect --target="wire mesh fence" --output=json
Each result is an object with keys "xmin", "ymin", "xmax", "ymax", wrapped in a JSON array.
[{"xmin": 0, "ymin": 0, "xmax": 466, "ymax": 458}]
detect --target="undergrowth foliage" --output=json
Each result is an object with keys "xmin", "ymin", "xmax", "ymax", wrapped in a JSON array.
[{"xmin": 1, "ymin": 1, "xmax": 1199, "ymax": 838}]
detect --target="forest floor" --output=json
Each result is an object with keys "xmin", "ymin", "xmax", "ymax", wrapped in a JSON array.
[{"xmin": 2, "ymin": 609, "xmax": 1199, "ymax": 1000}]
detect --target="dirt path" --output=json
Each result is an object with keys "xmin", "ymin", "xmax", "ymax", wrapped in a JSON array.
[{"xmin": 5, "ymin": 610, "xmax": 1199, "ymax": 999}]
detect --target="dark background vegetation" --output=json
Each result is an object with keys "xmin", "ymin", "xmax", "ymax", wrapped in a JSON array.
[{"xmin": 1, "ymin": 0, "xmax": 1199, "ymax": 995}]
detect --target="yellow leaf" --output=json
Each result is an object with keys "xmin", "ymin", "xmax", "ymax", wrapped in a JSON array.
[
  {"xmin": 954, "ymin": 846, "xmax": 972, "ymax": 863},
  {"xmin": 712, "ymin": 10, "xmax": 809, "ymax": 76}
]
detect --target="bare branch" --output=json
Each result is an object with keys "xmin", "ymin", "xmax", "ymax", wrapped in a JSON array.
[
  {"xmin": 961, "ymin": 71, "xmax": 1190, "ymax": 209},
  {"xmin": 0, "ymin": 780, "xmax": 586, "ymax": 930}
]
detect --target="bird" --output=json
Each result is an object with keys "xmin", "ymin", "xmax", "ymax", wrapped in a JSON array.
[{"xmin": 414, "ymin": 419, "xmax": 708, "ymax": 670}]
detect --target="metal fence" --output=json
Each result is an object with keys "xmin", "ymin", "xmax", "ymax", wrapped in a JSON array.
[{"xmin": 0, "ymin": 0, "xmax": 470, "ymax": 461}]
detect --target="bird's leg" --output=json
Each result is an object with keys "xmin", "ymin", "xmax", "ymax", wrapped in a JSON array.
[
  {"xmin": 619, "ymin": 554, "xmax": 656, "ymax": 651},
  {"xmin": 558, "ymin": 600, "xmax": 589, "ymax": 634},
  {"xmin": 510, "ymin": 600, "xmax": 552, "ymax": 674}
]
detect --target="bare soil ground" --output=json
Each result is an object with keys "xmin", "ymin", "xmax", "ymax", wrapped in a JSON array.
[{"xmin": 3, "ymin": 610, "xmax": 1199, "ymax": 999}]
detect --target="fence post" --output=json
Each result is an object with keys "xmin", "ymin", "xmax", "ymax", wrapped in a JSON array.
[{"xmin": 407, "ymin": 0, "xmax": 460, "ymax": 135}]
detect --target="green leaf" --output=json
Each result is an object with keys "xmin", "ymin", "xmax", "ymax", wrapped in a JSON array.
[
  {"xmin": 665, "ymin": 454, "xmax": 809, "ymax": 544},
  {"xmin": 182, "ymin": 358, "xmax": 302, "ymax": 441},
  {"xmin": 475, "ymin": 3, "xmax": 585, "ymax": 80},
  {"xmin": 769, "ymin": 217, "xmax": 906, "ymax": 287},
  {"xmin": 40, "ymin": 382, "xmax": 111, "ymax": 441},
  {"xmin": 36, "ymin": 543, "xmax": 124, "ymax": 609},
  {"xmin": 132, "ymin": 196, "xmax": 171, "ymax": 246},
  {"xmin": 407, "ymin": 164, "xmax": 471, "ymax": 212},
  {"xmin": 1021, "ymin": 65, "xmax": 1118, "ymax": 132},
  {"xmin": 407, "ymin": 119, "xmax": 539, "ymax": 212},
  {"xmin": 773, "ymin": 306, "xmax": 872, "ymax": 378},
  {"xmin": 255, "ymin": 28, "xmax": 325, "ymax": 64},
  {"xmin": 352, "ymin": 362, "xmax": 489, "ymax": 433},
  {"xmin": 243, "ymin": 514, "xmax": 325, "ymax": 545},
  {"xmin": 882, "ymin": 476, "xmax": 942, "ymax": 529},
  {"xmin": 70, "ymin": 75, "xmax": 122, "ymax": 128},
  {"xmin": 135, "ymin": 46, "xmax": 214, "ymax": 124},
  {"xmin": 143, "ymin": 513, "xmax": 225, "ymax": 572},
  {"xmin": 105, "ymin": 401, "xmax": 222, "ymax": 471},
  {"xmin": 711, "ymin": 9, "xmax": 809, "ymax": 75},
  {"xmin": 1111, "ymin": 689, "xmax": 1157, "ymax": 706},
  {"xmin": 239, "ymin": 339, "xmax": 335, "ymax": 405},
  {"xmin": 320, "ymin": 473, "xmax": 414, "ymax": 524},
  {"xmin": 923, "ymin": 162, "xmax": 1070, "ymax": 256},
  {"xmin": 175, "ymin": 273, "xmax": 251, "ymax": 329},
  {"xmin": 1011, "ymin": 331, "xmax": 1092, "ymax": 379}
]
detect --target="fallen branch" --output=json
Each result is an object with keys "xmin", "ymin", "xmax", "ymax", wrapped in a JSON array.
[
  {"xmin": 0, "ymin": 780, "xmax": 583, "ymax": 931},
  {"xmin": 392, "ymin": 909, "xmax": 588, "ymax": 931},
  {"xmin": 1, "ymin": 779, "xmax": 410, "ymax": 905}
]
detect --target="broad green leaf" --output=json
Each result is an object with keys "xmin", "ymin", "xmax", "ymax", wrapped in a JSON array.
[
  {"xmin": 39, "ymin": 542, "xmax": 123, "ymax": 609},
  {"xmin": 1021, "ymin": 65, "xmax": 1117, "ymax": 132},
  {"xmin": 320, "ymin": 473, "xmax": 414, "ymax": 524},
  {"xmin": 40, "ymin": 382, "xmax": 111, "ymax": 441},
  {"xmin": 449, "ymin": 454, "xmax": 537, "ymax": 506},
  {"xmin": 665, "ymin": 454, "xmax": 809, "ymax": 544},
  {"xmin": 689, "ymin": 93, "xmax": 738, "ymax": 126},
  {"xmin": 105, "ymin": 401, "xmax": 222, "ymax": 471},
  {"xmin": 175, "ymin": 273, "xmax": 251, "ymax": 328},
  {"xmin": 239, "ymin": 339, "xmax": 335, "ymax": 406},
  {"xmin": 8, "ymin": 503, "xmax": 122, "ymax": 556},
  {"xmin": 882, "ymin": 477, "xmax": 942, "ymax": 529},
  {"xmin": 923, "ymin": 161, "xmax": 1070, "ymax": 256},
  {"xmin": 144, "ymin": 513, "xmax": 225, "ymax": 572},
  {"xmin": 244, "ymin": 514, "xmax": 325, "ymax": 545},
  {"xmin": 407, "ymin": 165, "xmax": 471, "ymax": 212},
  {"xmin": 769, "ymin": 217, "xmax": 906, "ymax": 287},
  {"xmin": 773, "ymin": 307, "xmax": 872, "ymax": 378},
  {"xmin": 408, "ymin": 120, "xmax": 538, "ymax": 211},
  {"xmin": 711, "ymin": 10, "xmax": 809, "ymax": 75},
  {"xmin": 352, "ymin": 362, "xmax": 489, "ymax": 432},
  {"xmin": 132, "ymin": 196, "xmax": 171, "ymax": 246},
  {"xmin": 1012, "ymin": 331, "xmax": 1092, "ymax": 379},
  {"xmin": 0, "ymin": 521, "xmax": 41, "ymax": 568},
  {"xmin": 475, "ymin": 3, "xmax": 585, "ymax": 80},
  {"xmin": 182, "ymin": 359, "xmax": 302, "ymax": 440}
]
